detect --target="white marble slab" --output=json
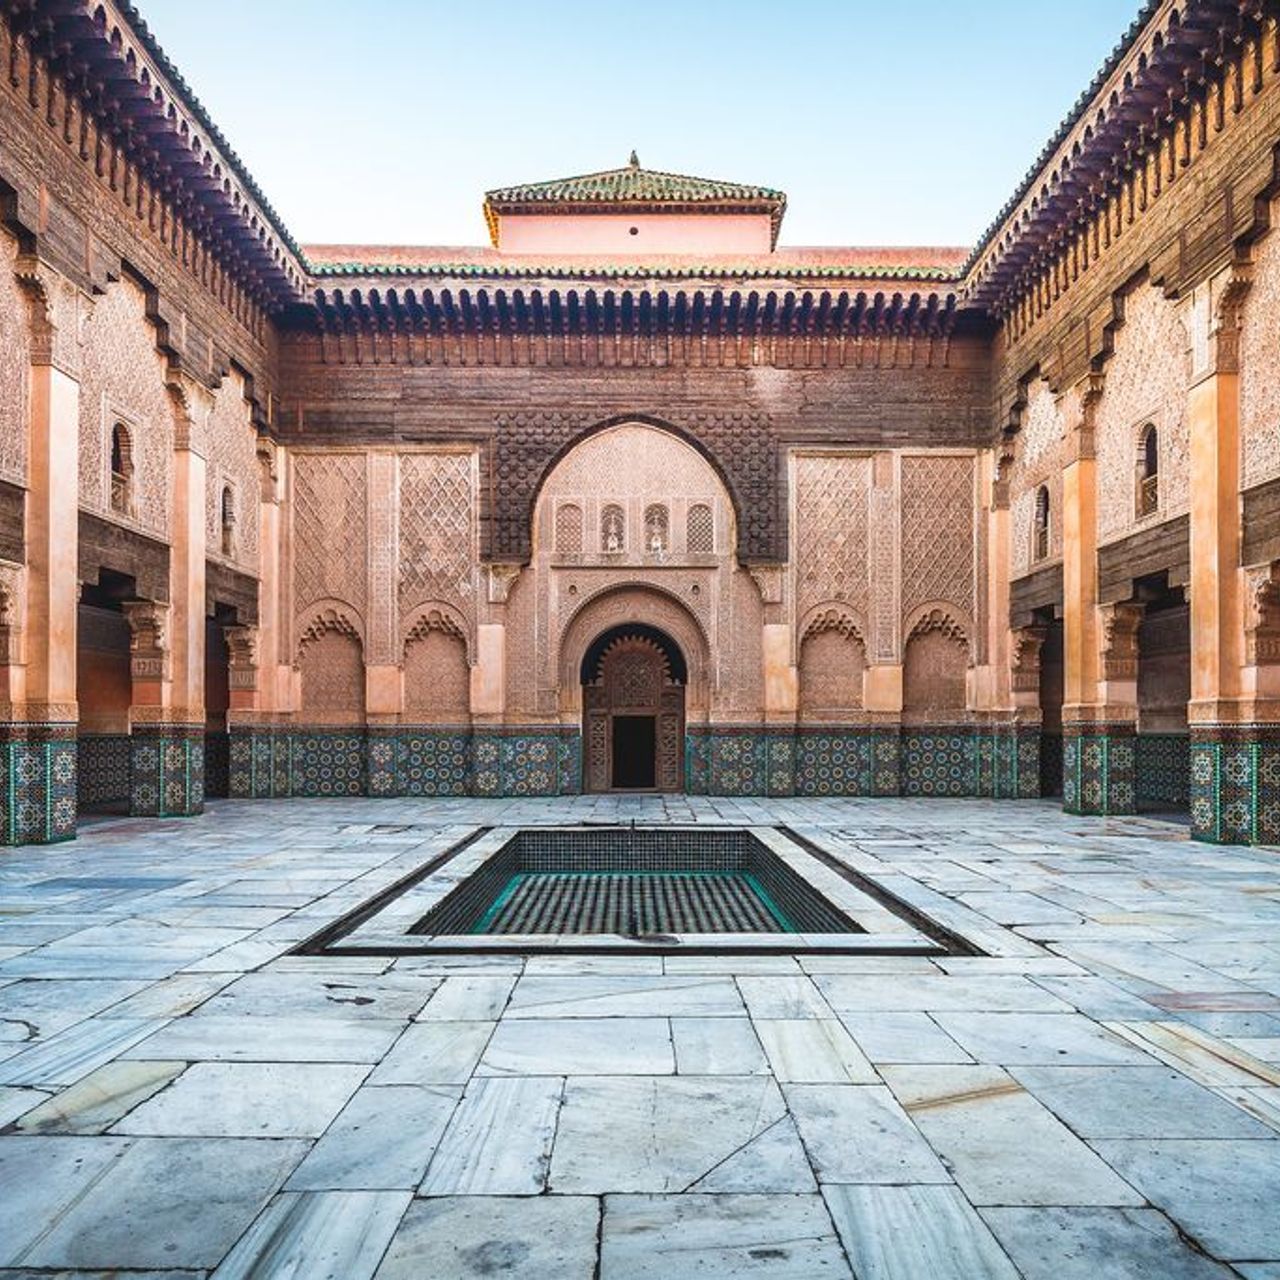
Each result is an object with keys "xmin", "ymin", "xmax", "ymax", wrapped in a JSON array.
[
  {"xmin": 551, "ymin": 1075, "xmax": 806, "ymax": 1193},
  {"xmin": 373, "ymin": 1194, "xmax": 598, "ymax": 1280},
  {"xmin": 736, "ymin": 975, "xmax": 836, "ymax": 1019},
  {"xmin": 884, "ymin": 1064, "xmax": 1145, "ymax": 1206},
  {"xmin": 119, "ymin": 1015, "xmax": 404, "ymax": 1063},
  {"xmin": 18, "ymin": 1136, "xmax": 310, "ymax": 1269},
  {"xmin": 1012, "ymin": 1064, "xmax": 1274, "ymax": 1138},
  {"xmin": 931, "ymin": 1011, "xmax": 1153, "ymax": 1065},
  {"xmin": 814, "ymin": 973, "xmax": 1072, "ymax": 1014},
  {"xmin": 477, "ymin": 1016, "xmax": 674, "ymax": 1076},
  {"xmin": 368, "ymin": 1020, "xmax": 493, "ymax": 1085},
  {"xmin": 1092, "ymin": 1138, "xmax": 1280, "ymax": 1261},
  {"xmin": 420, "ymin": 1075, "xmax": 563, "ymax": 1195},
  {"xmin": 755, "ymin": 1019, "xmax": 878, "ymax": 1083},
  {"xmin": 287, "ymin": 1084, "xmax": 460, "ymax": 1190},
  {"xmin": 17, "ymin": 1059, "xmax": 184, "ymax": 1133},
  {"xmin": 0, "ymin": 1017, "xmax": 162, "ymax": 1086},
  {"xmin": 213, "ymin": 1189, "xmax": 411, "ymax": 1280},
  {"xmin": 824, "ymin": 1184, "xmax": 1020, "ymax": 1280},
  {"xmin": 601, "ymin": 1193, "xmax": 851, "ymax": 1279},
  {"xmin": 671, "ymin": 1017, "xmax": 769, "ymax": 1075},
  {"xmin": 838, "ymin": 1010, "xmax": 972, "ymax": 1064},
  {"xmin": 416, "ymin": 975, "xmax": 515, "ymax": 1020},
  {"xmin": 784, "ymin": 1083, "xmax": 951, "ymax": 1184},
  {"xmin": 507, "ymin": 975, "xmax": 744, "ymax": 1018},
  {"xmin": 116, "ymin": 1061, "xmax": 369, "ymax": 1137},
  {"xmin": 980, "ymin": 1206, "xmax": 1238, "ymax": 1279}
]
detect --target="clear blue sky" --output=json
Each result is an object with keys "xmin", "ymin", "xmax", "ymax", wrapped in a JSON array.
[{"xmin": 139, "ymin": 0, "xmax": 1140, "ymax": 249}]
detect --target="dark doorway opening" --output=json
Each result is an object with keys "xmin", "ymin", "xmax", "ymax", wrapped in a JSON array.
[
  {"xmin": 612, "ymin": 715, "xmax": 657, "ymax": 789},
  {"xmin": 583, "ymin": 625, "xmax": 686, "ymax": 792}
]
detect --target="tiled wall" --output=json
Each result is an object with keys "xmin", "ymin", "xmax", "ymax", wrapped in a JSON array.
[
  {"xmin": 77, "ymin": 734, "xmax": 131, "ymax": 808},
  {"xmin": 1, "ymin": 725, "xmax": 77, "ymax": 845},
  {"xmin": 1135, "ymin": 734, "xmax": 1190, "ymax": 811},
  {"xmin": 1191, "ymin": 727, "xmax": 1280, "ymax": 844}
]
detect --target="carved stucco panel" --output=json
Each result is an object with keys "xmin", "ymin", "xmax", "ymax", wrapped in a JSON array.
[
  {"xmin": 1242, "ymin": 210, "xmax": 1280, "ymax": 488},
  {"xmin": 0, "ymin": 238, "xmax": 28, "ymax": 486},
  {"xmin": 398, "ymin": 451, "xmax": 476, "ymax": 618},
  {"xmin": 900, "ymin": 454, "xmax": 976, "ymax": 625},
  {"xmin": 77, "ymin": 277, "xmax": 172, "ymax": 537},
  {"xmin": 1096, "ymin": 285, "xmax": 1190, "ymax": 542},
  {"xmin": 1009, "ymin": 380, "xmax": 1065, "ymax": 577},
  {"xmin": 792, "ymin": 452, "xmax": 870, "ymax": 622},
  {"xmin": 291, "ymin": 451, "xmax": 368, "ymax": 633},
  {"xmin": 204, "ymin": 369, "xmax": 260, "ymax": 574}
]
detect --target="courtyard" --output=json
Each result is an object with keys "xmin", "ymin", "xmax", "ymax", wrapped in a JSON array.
[{"xmin": 0, "ymin": 796, "xmax": 1277, "ymax": 1277}]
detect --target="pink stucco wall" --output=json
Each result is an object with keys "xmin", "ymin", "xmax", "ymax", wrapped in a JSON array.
[{"xmin": 496, "ymin": 212, "xmax": 774, "ymax": 255}]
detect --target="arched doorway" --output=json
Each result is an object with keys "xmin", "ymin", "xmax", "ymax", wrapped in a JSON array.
[{"xmin": 582, "ymin": 624, "xmax": 686, "ymax": 792}]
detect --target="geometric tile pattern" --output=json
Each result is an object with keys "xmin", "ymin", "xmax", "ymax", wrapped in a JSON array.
[
  {"xmin": 1135, "ymin": 733, "xmax": 1190, "ymax": 811},
  {"xmin": 0, "ymin": 723, "xmax": 77, "ymax": 845},
  {"xmin": 1190, "ymin": 724, "xmax": 1280, "ymax": 845},
  {"xmin": 129, "ymin": 726, "xmax": 205, "ymax": 818},
  {"xmin": 1063, "ymin": 726, "xmax": 1136, "ymax": 816},
  {"xmin": 77, "ymin": 734, "xmax": 131, "ymax": 808}
]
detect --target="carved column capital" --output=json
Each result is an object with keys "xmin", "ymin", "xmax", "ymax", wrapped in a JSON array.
[
  {"xmin": 166, "ymin": 371, "xmax": 214, "ymax": 456},
  {"xmin": 1245, "ymin": 563, "xmax": 1280, "ymax": 667},
  {"xmin": 224, "ymin": 624, "xmax": 260, "ymax": 691},
  {"xmin": 1063, "ymin": 371, "xmax": 1105, "ymax": 463},
  {"xmin": 1098, "ymin": 601, "xmax": 1143, "ymax": 681},
  {"xmin": 1010, "ymin": 623, "xmax": 1047, "ymax": 693},
  {"xmin": 123, "ymin": 600, "xmax": 172, "ymax": 683},
  {"xmin": 15, "ymin": 257, "xmax": 88, "ymax": 378}
]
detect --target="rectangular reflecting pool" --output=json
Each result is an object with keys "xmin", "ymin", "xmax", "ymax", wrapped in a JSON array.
[
  {"xmin": 297, "ymin": 825, "xmax": 983, "ymax": 958},
  {"xmin": 411, "ymin": 829, "xmax": 861, "ymax": 937}
]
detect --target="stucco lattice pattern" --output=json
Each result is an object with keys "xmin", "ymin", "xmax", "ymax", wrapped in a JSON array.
[
  {"xmin": 900, "ymin": 456, "xmax": 974, "ymax": 619},
  {"xmin": 1097, "ymin": 285, "xmax": 1189, "ymax": 541},
  {"xmin": 1242, "ymin": 209, "xmax": 1280, "ymax": 488},
  {"xmin": 205, "ymin": 370, "xmax": 260, "ymax": 571},
  {"xmin": 293, "ymin": 453, "xmax": 368, "ymax": 617},
  {"xmin": 298, "ymin": 630, "xmax": 364, "ymax": 717},
  {"xmin": 398, "ymin": 453, "xmax": 474, "ymax": 615},
  {"xmin": 0, "ymin": 239, "xmax": 27, "ymax": 485},
  {"xmin": 794, "ymin": 455, "xmax": 870, "ymax": 618},
  {"xmin": 77, "ymin": 278, "xmax": 172, "ymax": 536},
  {"xmin": 799, "ymin": 629, "xmax": 865, "ymax": 719},
  {"xmin": 1010, "ymin": 381, "xmax": 1064, "ymax": 576},
  {"xmin": 405, "ymin": 629, "xmax": 469, "ymax": 721}
]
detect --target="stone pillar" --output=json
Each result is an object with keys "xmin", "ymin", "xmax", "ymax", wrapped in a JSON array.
[
  {"xmin": 229, "ymin": 440, "xmax": 288, "ymax": 798},
  {"xmin": 6, "ymin": 264, "xmax": 82, "ymax": 844},
  {"xmin": 130, "ymin": 376, "xmax": 210, "ymax": 818},
  {"xmin": 1060, "ymin": 375, "xmax": 1136, "ymax": 815},
  {"xmin": 1185, "ymin": 265, "xmax": 1272, "ymax": 842}
]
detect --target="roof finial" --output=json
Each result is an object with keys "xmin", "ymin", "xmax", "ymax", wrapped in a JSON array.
[{"xmin": 628, "ymin": 149, "xmax": 640, "ymax": 169}]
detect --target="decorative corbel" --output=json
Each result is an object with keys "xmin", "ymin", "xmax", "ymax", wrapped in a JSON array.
[
  {"xmin": 748, "ymin": 565, "xmax": 785, "ymax": 606},
  {"xmin": 224, "ymin": 623, "xmax": 260, "ymax": 692},
  {"xmin": 123, "ymin": 600, "xmax": 172, "ymax": 683},
  {"xmin": 1098, "ymin": 601, "xmax": 1143, "ymax": 681},
  {"xmin": 1010, "ymin": 623, "xmax": 1047, "ymax": 693},
  {"xmin": 1245, "ymin": 563, "xmax": 1280, "ymax": 667},
  {"xmin": 486, "ymin": 563, "xmax": 522, "ymax": 604}
]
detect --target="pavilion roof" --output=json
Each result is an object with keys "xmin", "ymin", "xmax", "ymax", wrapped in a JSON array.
[{"xmin": 483, "ymin": 153, "xmax": 788, "ymax": 247}]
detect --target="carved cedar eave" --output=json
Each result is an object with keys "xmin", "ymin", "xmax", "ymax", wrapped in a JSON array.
[
  {"xmin": 965, "ymin": 0, "xmax": 1278, "ymax": 323},
  {"xmin": 0, "ymin": 2, "xmax": 306, "ymax": 307}
]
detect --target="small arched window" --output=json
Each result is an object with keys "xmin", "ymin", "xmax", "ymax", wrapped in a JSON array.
[
  {"xmin": 687, "ymin": 503, "xmax": 714, "ymax": 555},
  {"xmin": 1033, "ymin": 485, "xmax": 1050, "ymax": 562},
  {"xmin": 220, "ymin": 485, "xmax": 236, "ymax": 557},
  {"xmin": 110, "ymin": 423, "xmax": 133, "ymax": 516},
  {"xmin": 644, "ymin": 504, "xmax": 669, "ymax": 554},
  {"xmin": 601, "ymin": 504, "xmax": 625, "ymax": 553},
  {"xmin": 1137, "ymin": 423, "xmax": 1159, "ymax": 516},
  {"xmin": 555, "ymin": 503, "xmax": 583, "ymax": 554}
]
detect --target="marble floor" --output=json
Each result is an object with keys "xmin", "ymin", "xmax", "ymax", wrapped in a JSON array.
[{"xmin": 2, "ymin": 794, "xmax": 1279, "ymax": 1278}]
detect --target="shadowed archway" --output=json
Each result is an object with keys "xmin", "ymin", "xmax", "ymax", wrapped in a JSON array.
[{"xmin": 582, "ymin": 624, "xmax": 686, "ymax": 792}]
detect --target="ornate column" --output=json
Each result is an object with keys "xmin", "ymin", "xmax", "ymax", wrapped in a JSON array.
[
  {"xmin": 471, "ymin": 565, "xmax": 515, "ymax": 797},
  {"xmin": 864, "ymin": 451, "xmax": 903, "ymax": 794},
  {"xmin": 753, "ymin": 564, "xmax": 797, "ymax": 797},
  {"xmin": 365, "ymin": 451, "xmax": 400, "ymax": 796},
  {"xmin": 128, "ymin": 374, "xmax": 210, "ymax": 819},
  {"xmin": 1060, "ymin": 375, "xmax": 1137, "ymax": 814},
  {"xmin": 6, "ymin": 262, "xmax": 82, "ymax": 844},
  {"xmin": 1185, "ymin": 265, "xmax": 1274, "ymax": 842},
  {"xmin": 229, "ymin": 440, "xmax": 287, "ymax": 798}
]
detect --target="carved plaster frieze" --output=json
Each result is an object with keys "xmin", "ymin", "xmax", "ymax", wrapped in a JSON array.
[{"xmin": 15, "ymin": 258, "xmax": 88, "ymax": 378}]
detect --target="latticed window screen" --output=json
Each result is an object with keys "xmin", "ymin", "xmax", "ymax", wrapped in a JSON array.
[
  {"xmin": 556, "ymin": 503, "xmax": 583, "ymax": 552},
  {"xmin": 687, "ymin": 503, "xmax": 714, "ymax": 554},
  {"xmin": 644, "ymin": 504, "xmax": 669, "ymax": 553},
  {"xmin": 601, "ymin": 504, "xmax": 625, "ymax": 552}
]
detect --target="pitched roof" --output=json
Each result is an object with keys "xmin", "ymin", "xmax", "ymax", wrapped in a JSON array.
[{"xmin": 483, "ymin": 153, "xmax": 787, "ymax": 246}]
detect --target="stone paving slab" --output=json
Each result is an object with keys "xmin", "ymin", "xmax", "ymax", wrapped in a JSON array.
[{"xmin": 2, "ymin": 794, "xmax": 1280, "ymax": 1275}]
